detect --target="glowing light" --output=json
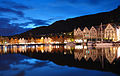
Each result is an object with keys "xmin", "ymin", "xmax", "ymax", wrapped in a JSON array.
[
  {"xmin": 75, "ymin": 39, "xmax": 83, "ymax": 43},
  {"xmin": 64, "ymin": 45, "xmax": 71, "ymax": 50},
  {"xmin": 75, "ymin": 45, "xmax": 83, "ymax": 49},
  {"xmin": 3, "ymin": 46, "xmax": 7, "ymax": 53},
  {"xmin": 64, "ymin": 46, "xmax": 66, "ymax": 49},
  {"xmin": 84, "ymin": 39, "xmax": 87, "ymax": 42},
  {"xmin": 55, "ymin": 42, "xmax": 60, "ymax": 44},
  {"xmin": 32, "ymin": 46, "xmax": 35, "ymax": 48},
  {"xmin": 84, "ymin": 55, "xmax": 86, "ymax": 58},
  {"xmin": 64, "ymin": 40, "xmax": 67, "ymax": 43},
  {"xmin": 117, "ymin": 28, "xmax": 120, "ymax": 41},
  {"xmin": 55, "ymin": 45, "xmax": 59, "ymax": 48},
  {"xmin": 117, "ymin": 47, "xmax": 120, "ymax": 58},
  {"xmin": 84, "ymin": 46, "xmax": 87, "ymax": 49},
  {"xmin": 64, "ymin": 52, "xmax": 66, "ymax": 54}
]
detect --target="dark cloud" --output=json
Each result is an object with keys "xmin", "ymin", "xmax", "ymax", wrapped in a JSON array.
[
  {"xmin": 64, "ymin": 0, "xmax": 80, "ymax": 4},
  {"xmin": 58, "ymin": 0, "xmax": 103, "ymax": 5},
  {"xmin": 30, "ymin": 18, "xmax": 49, "ymax": 26},
  {"xmin": 13, "ymin": 5, "xmax": 30, "ymax": 10},
  {"xmin": 15, "ymin": 71, "xmax": 25, "ymax": 76},
  {"xmin": 48, "ymin": 16, "xmax": 65, "ymax": 21},
  {"xmin": 0, "ymin": 16, "xmax": 50, "ymax": 36},
  {"xmin": 0, "ymin": 17, "xmax": 30, "ymax": 36},
  {"xmin": 0, "ymin": 18, "xmax": 18, "ymax": 28},
  {"xmin": 0, "ymin": 18, "xmax": 11, "ymax": 28},
  {"xmin": 0, "ymin": 7, "xmax": 24, "ymax": 17},
  {"xmin": 2, "ymin": 1, "xmax": 31, "ymax": 10},
  {"xmin": 19, "ymin": 18, "xmax": 50, "ymax": 28},
  {"xmin": 88, "ymin": 0, "xmax": 102, "ymax": 5},
  {"xmin": 0, "ymin": 26, "xmax": 30, "ymax": 36}
]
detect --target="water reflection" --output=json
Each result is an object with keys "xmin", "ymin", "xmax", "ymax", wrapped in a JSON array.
[
  {"xmin": 0, "ymin": 45, "xmax": 120, "ymax": 75},
  {"xmin": 0, "ymin": 45, "xmax": 120, "ymax": 64}
]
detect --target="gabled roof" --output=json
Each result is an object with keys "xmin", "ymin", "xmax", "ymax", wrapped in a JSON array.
[{"xmin": 74, "ymin": 23, "xmax": 119, "ymax": 32}]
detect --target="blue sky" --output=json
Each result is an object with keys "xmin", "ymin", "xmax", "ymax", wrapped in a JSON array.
[{"xmin": 0, "ymin": 0, "xmax": 120, "ymax": 36}]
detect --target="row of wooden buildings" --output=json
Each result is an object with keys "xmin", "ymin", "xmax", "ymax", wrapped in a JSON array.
[
  {"xmin": 74, "ymin": 46, "xmax": 119, "ymax": 64},
  {"xmin": 74, "ymin": 23, "xmax": 120, "ymax": 43},
  {"xmin": 0, "ymin": 23, "xmax": 120, "ymax": 45},
  {"xmin": 0, "ymin": 36, "xmax": 73, "ymax": 45}
]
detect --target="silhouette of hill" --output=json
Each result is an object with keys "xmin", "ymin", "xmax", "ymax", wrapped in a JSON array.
[{"xmin": 13, "ymin": 6, "xmax": 120, "ymax": 38}]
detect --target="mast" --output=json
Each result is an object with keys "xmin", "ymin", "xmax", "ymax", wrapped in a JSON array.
[
  {"xmin": 102, "ymin": 47, "xmax": 104, "ymax": 69},
  {"xmin": 101, "ymin": 23, "xmax": 103, "ymax": 42}
]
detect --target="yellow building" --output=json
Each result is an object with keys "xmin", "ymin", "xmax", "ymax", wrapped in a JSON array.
[
  {"xmin": 74, "ymin": 27, "xmax": 83, "ymax": 38},
  {"xmin": 73, "ymin": 23, "xmax": 119, "ymax": 42},
  {"xmin": 83, "ymin": 27, "xmax": 90, "ymax": 42},
  {"xmin": 116, "ymin": 26, "xmax": 120, "ymax": 41},
  {"xmin": 104, "ymin": 24, "xmax": 117, "ymax": 41},
  {"xmin": 90, "ymin": 26, "xmax": 97, "ymax": 39},
  {"xmin": 74, "ymin": 28, "xmax": 83, "ymax": 43}
]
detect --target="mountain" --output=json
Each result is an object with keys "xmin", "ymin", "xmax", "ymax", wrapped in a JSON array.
[{"xmin": 13, "ymin": 6, "xmax": 120, "ymax": 38}]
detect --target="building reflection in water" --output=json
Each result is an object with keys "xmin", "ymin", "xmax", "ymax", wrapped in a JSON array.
[
  {"xmin": 117, "ymin": 47, "xmax": 120, "ymax": 58},
  {"xmin": 0, "ymin": 45, "xmax": 120, "ymax": 65},
  {"xmin": 74, "ymin": 46, "xmax": 120, "ymax": 64}
]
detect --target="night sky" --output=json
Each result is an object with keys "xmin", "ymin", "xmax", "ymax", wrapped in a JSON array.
[{"xmin": 0, "ymin": 0, "xmax": 120, "ymax": 36}]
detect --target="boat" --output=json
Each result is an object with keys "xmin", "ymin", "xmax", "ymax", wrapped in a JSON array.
[
  {"xmin": 66, "ymin": 42, "xmax": 75, "ymax": 47},
  {"xmin": 87, "ymin": 41, "xmax": 94, "ymax": 46},
  {"xmin": 95, "ymin": 42, "xmax": 113, "ymax": 46},
  {"xmin": 95, "ymin": 23, "xmax": 113, "ymax": 46}
]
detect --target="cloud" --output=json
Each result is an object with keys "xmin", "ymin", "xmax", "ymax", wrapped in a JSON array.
[
  {"xmin": 0, "ymin": 17, "xmax": 30, "ymax": 36},
  {"xmin": 0, "ymin": 7, "xmax": 24, "ymax": 17},
  {"xmin": 0, "ymin": 16, "xmax": 50, "ymax": 36},
  {"xmin": 13, "ymin": 5, "xmax": 31, "ymax": 10},
  {"xmin": 19, "ymin": 18, "xmax": 50, "ymax": 28},
  {"xmin": 15, "ymin": 71, "xmax": 25, "ymax": 76},
  {"xmin": 2, "ymin": 1, "xmax": 31, "ymax": 10},
  {"xmin": 0, "ymin": 18, "xmax": 11, "ymax": 28},
  {"xmin": 57, "ymin": 0, "xmax": 102, "ymax": 5},
  {"xmin": 30, "ymin": 18, "xmax": 49, "ymax": 25}
]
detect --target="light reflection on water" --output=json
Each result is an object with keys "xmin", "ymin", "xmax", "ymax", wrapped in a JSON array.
[{"xmin": 0, "ymin": 45, "xmax": 120, "ymax": 76}]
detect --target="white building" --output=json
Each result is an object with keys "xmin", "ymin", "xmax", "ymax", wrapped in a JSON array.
[
  {"xmin": 116, "ymin": 26, "xmax": 120, "ymax": 41},
  {"xmin": 19, "ymin": 38, "xmax": 26, "ymax": 44}
]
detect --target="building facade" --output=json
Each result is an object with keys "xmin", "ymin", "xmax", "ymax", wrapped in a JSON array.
[
  {"xmin": 74, "ymin": 27, "xmax": 83, "ymax": 43},
  {"xmin": 104, "ymin": 24, "xmax": 117, "ymax": 41},
  {"xmin": 73, "ymin": 23, "xmax": 120, "ymax": 42},
  {"xmin": 83, "ymin": 27, "xmax": 90, "ymax": 40},
  {"xmin": 90, "ymin": 26, "xmax": 97, "ymax": 39},
  {"xmin": 116, "ymin": 26, "xmax": 120, "ymax": 41}
]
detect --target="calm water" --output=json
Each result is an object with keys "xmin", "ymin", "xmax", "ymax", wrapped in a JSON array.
[{"xmin": 0, "ymin": 45, "xmax": 120, "ymax": 76}]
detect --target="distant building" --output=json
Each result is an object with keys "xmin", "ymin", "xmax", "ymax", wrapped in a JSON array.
[
  {"xmin": 47, "ymin": 37, "xmax": 52, "ymax": 44},
  {"xmin": 90, "ymin": 26, "xmax": 97, "ymax": 39},
  {"xmin": 10, "ymin": 38, "xmax": 14, "ymax": 44},
  {"xmin": 73, "ymin": 23, "xmax": 120, "ymax": 42},
  {"xmin": 14, "ymin": 38, "xmax": 19, "ymax": 44},
  {"xmin": 40, "ymin": 37, "xmax": 44, "ymax": 44},
  {"xmin": 19, "ymin": 38, "xmax": 26, "ymax": 44},
  {"xmin": 74, "ymin": 27, "xmax": 83, "ymax": 38},
  {"xmin": 74, "ymin": 27, "xmax": 83, "ymax": 43},
  {"xmin": 44, "ymin": 37, "xmax": 48, "ymax": 44},
  {"xmin": 83, "ymin": 27, "xmax": 90, "ymax": 42},
  {"xmin": 104, "ymin": 24, "xmax": 117, "ymax": 41},
  {"xmin": 116, "ymin": 26, "xmax": 120, "ymax": 41},
  {"xmin": 31, "ymin": 37, "xmax": 35, "ymax": 44}
]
